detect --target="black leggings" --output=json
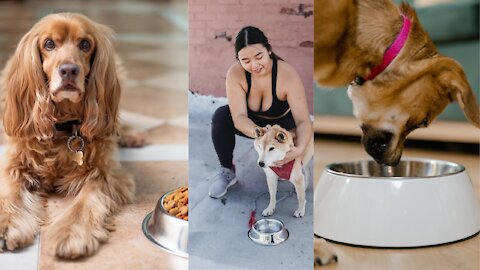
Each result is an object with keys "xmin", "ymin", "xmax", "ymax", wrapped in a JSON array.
[{"xmin": 211, "ymin": 105, "xmax": 296, "ymax": 169}]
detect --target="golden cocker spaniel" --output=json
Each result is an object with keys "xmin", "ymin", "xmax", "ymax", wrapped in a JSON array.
[{"xmin": 0, "ymin": 13, "xmax": 134, "ymax": 258}]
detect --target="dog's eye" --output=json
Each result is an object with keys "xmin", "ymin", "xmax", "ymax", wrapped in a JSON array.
[
  {"xmin": 79, "ymin": 39, "xmax": 91, "ymax": 52},
  {"xmin": 44, "ymin": 39, "xmax": 55, "ymax": 51},
  {"xmin": 410, "ymin": 118, "xmax": 429, "ymax": 131},
  {"xmin": 269, "ymin": 147, "xmax": 275, "ymax": 151},
  {"xmin": 421, "ymin": 118, "xmax": 429, "ymax": 127},
  {"xmin": 415, "ymin": 118, "xmax": 429, "ymax": 128}
]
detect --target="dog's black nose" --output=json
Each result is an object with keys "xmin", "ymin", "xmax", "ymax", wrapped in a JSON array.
[
  {"xmin": 361, "ymin": 125, "xmax": 393, "ymax": 164},
  {"xmin": 59, "ymin": 63, "xmax": 80, "ymax": 80},
  {"xmin": 258, "ymin": 161, "xmax": 265, "ymax": 168}
]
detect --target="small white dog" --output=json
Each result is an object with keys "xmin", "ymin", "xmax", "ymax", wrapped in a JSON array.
[{"xmin": 254, "ymin": 125, "xmax": 313, "ymax": 217}]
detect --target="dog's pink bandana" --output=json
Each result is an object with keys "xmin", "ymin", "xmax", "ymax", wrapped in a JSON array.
[
  {"xmin": 270, "ymin": 159, "xmax": 296, "ymax": 180},
  {"xmin": 365, "ymin": 14, "xmax": 412, "ymax": 81}
]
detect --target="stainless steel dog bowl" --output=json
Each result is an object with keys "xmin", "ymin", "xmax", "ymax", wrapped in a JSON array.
[
  {"xmin": 327, "ymin": 158, "xmax": 464, "ymax": 178},
  {"xmin": 314, "ymin": 158, "xmax": 480, "ymax": 247},
  {"xmin": 248, "ymin": 219, "xmax": 289, "ymax": 246},
  {"xmin": 142, "ymin": 190, "xmax": 188, "ymax": 257}
]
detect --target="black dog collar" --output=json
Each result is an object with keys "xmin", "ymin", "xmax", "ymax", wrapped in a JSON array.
[{"xmin": 54, "ymin": 119, "xmax": 82, "ymax": 134}]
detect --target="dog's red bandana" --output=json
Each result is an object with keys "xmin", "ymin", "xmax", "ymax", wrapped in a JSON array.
[
  {"xmin": 270, "ymin": 159, "xmax": 296, "ymax": 180},
  {"xmin": 364, "ymin": 14, "xmax": 412, "ymax": 81}
]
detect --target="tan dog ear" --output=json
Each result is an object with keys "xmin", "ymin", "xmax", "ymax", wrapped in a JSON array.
[
  {"xmin": 2, "ymin": 24, "xmax": 55, "ymax": 139},
  {"xmin": 439, "ymin": 61, "xmax": 480, "ymax": 128},
  {"xmin": 451, "ymin": 81, "xmax": 480, "ymax": 128},
  {"xmin": 254, "ymin": 127, "xmax": 266, "ymax": 138},
  {"xmin": 80, "ymin": 20, "xmax": 121, "ymax": 140},
  {"xmin": 275, "ymin": 131, "xmax": 287, "ymax": 143}
]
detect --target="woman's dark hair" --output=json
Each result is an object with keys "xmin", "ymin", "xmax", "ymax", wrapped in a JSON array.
[{"xmin": 234, "ymin": 26, "xmax": 282, "ymax": 60}]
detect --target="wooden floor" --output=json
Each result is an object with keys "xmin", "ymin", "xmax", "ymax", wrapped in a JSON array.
[{"xmin": 314, "ymin": 138, "xmax": 480, "ymax": 270}]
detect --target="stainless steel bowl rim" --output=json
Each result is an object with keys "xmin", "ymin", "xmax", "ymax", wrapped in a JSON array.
[
  {"xmin": 141, "ymin": 189, "xmax": 188, "ymax": 258},
  {"xmin": 142, "ymin": 212, "xmax": 188, "ymax": 258},
  {"xmin": 325, "ymin": 158, "xmax": 465, "ymax": 179},
  {"xmin": 248, "ymin": 218, "xmax": 289, "ymax": 246}
]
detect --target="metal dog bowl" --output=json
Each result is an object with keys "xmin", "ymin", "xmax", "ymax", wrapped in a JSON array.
[
  {"xmin": 314, "ymin": 158, "xmax": 480, "ymax": 247},
  {"xmin": 248, "ymin": 219, "xmax": 289, "ymax": 246},
  {"xmin": 142, "ymin": 190, "xmax": 188, "ymax": 257}
]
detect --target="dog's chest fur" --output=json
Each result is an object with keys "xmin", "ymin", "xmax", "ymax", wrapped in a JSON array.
[{"xmin": 9, "ymin": 135, "xmax": 114, "ymax": 193}]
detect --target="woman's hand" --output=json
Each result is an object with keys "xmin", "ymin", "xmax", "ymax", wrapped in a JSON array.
[{"xmin": 274, "ymin": 146, "xmax": 302, "ymax": 166}]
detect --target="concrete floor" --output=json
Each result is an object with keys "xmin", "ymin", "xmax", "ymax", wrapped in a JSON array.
[
  {"xmin": 0, "ymin": 1, "xmax": 188, "ymax": 270},
  {"xmin": 188, "ymin": 93, "xmax": 313, "ymax": 270}
]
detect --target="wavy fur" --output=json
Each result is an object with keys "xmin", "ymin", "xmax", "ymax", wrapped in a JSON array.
[{"xmin": 0, "ymin": 13, "xmax": 134, "ymax": 258}]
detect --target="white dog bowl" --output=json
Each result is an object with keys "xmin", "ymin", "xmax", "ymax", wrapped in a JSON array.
[
  {"xmin": 314, "ymin": 158, "xmax": 480, "ymax": 247},
  {"xmin": 142, "ymin": 190, "xmax": 188, "ymax": 257}
]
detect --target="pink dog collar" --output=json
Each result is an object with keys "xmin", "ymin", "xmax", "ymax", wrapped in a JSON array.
[
  {"xmin": 364, "ymin": 14, "xmax": 412, "ymax": 81},
  {"xmin": 270, "ymin": 159, "xmax": 296, "ymax": 180}
]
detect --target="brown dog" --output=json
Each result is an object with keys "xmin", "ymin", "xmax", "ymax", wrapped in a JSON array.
[
  {"xmin": 0, "ymin": 13, "xmax": 135, "ymax": 258},
  {"xmin": 315, "ymin": 0, "xmax": 479, "ymax": 165}
]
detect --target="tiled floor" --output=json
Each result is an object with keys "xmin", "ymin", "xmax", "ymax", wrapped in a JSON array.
[
  {"xmin": 0, "ymin": 1, "xmax": 188, "ymax": 269},
  {"xmin": 314, "ymin": 138, "xmax": 480, "ymax": 270}
]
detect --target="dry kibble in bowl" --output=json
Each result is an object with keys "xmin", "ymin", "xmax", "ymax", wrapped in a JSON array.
[{"xmin": 163, "ymin": 186, "xmax": 188, "ymax": 220}]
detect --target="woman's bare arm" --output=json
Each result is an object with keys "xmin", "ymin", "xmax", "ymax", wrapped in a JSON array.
[{"xmin": 226, "ymin": 63, "xmax": 258, "ymax": 138}]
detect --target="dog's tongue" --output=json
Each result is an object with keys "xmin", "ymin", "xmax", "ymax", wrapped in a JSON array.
[{"xmin": 270, "ymin": 160, "xmax": 296, "ymax": 180}]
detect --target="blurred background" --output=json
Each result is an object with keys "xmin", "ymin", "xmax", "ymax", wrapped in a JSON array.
[{"xmin": 0, "ymin": 1, "xmax": 188, "ymax": 270}]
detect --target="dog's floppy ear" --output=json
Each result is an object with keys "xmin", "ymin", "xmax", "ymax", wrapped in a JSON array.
[
  {"xmin": 2, "ymin": 23, "xmax": 55, "ymax": 139},
  {"xmin": 438, "ymin": 60, "xmax": 480, "ymax": 128},
  {"xmin": 80, "ymin": 19, "xmax": 121, "ymax": 140},
  {"xmin": 275, "ymin": 131, "xmax": 287, "ymax": 143},
  {"xmin": 254, "ymin": 126, "xmax": 266, "ymax": 138}
]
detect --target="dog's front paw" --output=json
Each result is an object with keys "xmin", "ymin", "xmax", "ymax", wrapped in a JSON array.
[
  {"xmin": 0, "ymin": 221, "xmax": 38, "ymax": 252},
  {"xmin": 118, "ymin": 130, "xmax": 146, "ymax": 148},
  {"xmin": 294, "ymin": 207, "xmax": 305, "ymax": 218},
  {"xmin": 314, "ymin": 238, "xmax": 338, "ymax": 267},
  {"xmin": 0, "ymin": 201, "xmax": 40, "ymax": 251},
  {"xmin": 262, "ymin": 206, "xmax": 275, "ymax": 216},
  {"xmin": 50, "ymin": 220, "xmax": 109, "ymax": 259}
]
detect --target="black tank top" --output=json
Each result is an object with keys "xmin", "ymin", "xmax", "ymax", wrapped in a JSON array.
[{"xmin": 245, "ymin": 58, "xmax": 290, "ymax": 118}]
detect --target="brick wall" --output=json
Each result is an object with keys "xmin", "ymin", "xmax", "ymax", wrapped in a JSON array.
[{"xmin": 189, "ymin": 0, "xmax": 314, "ymax": 112}]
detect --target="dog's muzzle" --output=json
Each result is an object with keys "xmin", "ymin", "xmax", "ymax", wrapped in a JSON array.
[{"xmin": 360, "ymin": 125, "xmax": 397, "ymax": 165}]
